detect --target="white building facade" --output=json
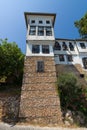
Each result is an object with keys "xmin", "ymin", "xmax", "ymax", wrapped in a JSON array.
[
  {"xmin": 25, "ymin": 12, "xmax": 55, "ymax": 58},
  {"xmin": 25, "ymin": 12, "xmax": 87, "ymax": 71},
  {"xmin": 54, "ymin": 39, "xmax": 87, "ymax": 71}
]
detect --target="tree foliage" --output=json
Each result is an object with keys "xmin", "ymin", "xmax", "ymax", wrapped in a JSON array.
[
  {"xmin": 0, "ymin": 39, "xmax": 24, "ymax": 85},
  {"xmin": 74, "ymin": 13, "xmax": 87, "ymax": 38},
  {"xmin": 57, "ymin": 73, "xmax": 87, "ymax": 114}
]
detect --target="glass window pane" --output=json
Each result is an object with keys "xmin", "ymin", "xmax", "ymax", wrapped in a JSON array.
[
  {"xmin": 82, "ymin": 58, "xmax": 87, "ymax": 69},
  {"xmin": 80, "ymin": 43, "xmax": 86, "ymax": 49},
  {"xmin": 38, "ymin": 26, "xmax": 44, "ymax": 36},
  {"xmin": 46, "ymin": 20, "xmax": 50, "ymax": 24},
  {"xmin": 46, "ymin": 27, "xmax": 52, "ymax": 36},
  {"xmin": 31, "ymin": 20, "xmax": 35, "ymax": 24},
  {"xmin": 62, "ymin": 42, "xmax": 68, "ymax": 50},
  {"xmin": 42, "ymin": 45, "xmax": 49, "ymax": 54},
  {"xmin": 59, "ymin": 55, "xmax": 65, "ymax": 61},
  {"xmin": 54, "ymin": 42, "xmax": 61, "ymax": 50},
  {"xmin": 39, "ymin": 21, "xmax": 43, "ymax": 24},
  {"xmin": 32, "ymin": 45, "xmax": 40, "ymax": 53},
  {"xmin": 69, "ymin": 42, "xmax": 74, "ymax": 51},
  {"xmin": 29, "ymin": 26, "xmax": 36, "ymax": 35},
  {"xmin": 67, "ymin": 55, "xmax": 73, "ymax": 62}
]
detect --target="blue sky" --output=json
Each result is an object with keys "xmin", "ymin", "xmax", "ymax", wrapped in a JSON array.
[{"xmin": 0, "ymin": 0, "xmax": 87, "ymax": 53}]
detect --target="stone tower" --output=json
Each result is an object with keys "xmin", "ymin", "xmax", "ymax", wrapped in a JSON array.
[{"xmin": 19, "ymin": 12, "xmax": 62, "ymax": 125}]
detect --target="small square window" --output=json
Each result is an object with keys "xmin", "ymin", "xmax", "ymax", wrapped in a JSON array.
[
  {"xmin": 32, "ymin": 45, "xmax": 40, "ymax": 53},
  {"xmin": 31, "ymin": 20, "xmax": 35, "ymax": 24},
  {"xmin": 46, "ymin": 20, "xmax": 50, "ymax": 24},
  {"xmin": 67, "ymin": 55, "xmax": 73, "ymax": 62},
  {"xmin": 59, "ymin": 55, "xmax": 65, "ymax": 62},
  {"xmin": 37, "ymin": 61, "xmax": 44, "ymax": 72},
  {"xmin": 42, "ymin": 45, "xmax": 49, "ymax": 54},
  {"xmin": 39, "ymin": 20, "xmax": 43, "ymax": 24},
  {"xmin": 80, "ymin": 74, "xmax": 84, "ymax": 78},
  {"xmin": 80, "ymin": 43, "xmax": 86, "ymax": 49}
]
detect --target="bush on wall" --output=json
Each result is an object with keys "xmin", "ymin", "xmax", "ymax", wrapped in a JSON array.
[{"xmin": 57, "ymin": 73, "xmax": 87, "ymax": 115}]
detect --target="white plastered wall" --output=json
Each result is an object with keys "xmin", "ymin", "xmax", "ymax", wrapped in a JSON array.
[
  {"xmin": 26, "ymin": 15, "xmax": 55, "ymax": 41},
  {"xmin": 26, "ymin": 40, "xmax": 54, "ymax": 57}
]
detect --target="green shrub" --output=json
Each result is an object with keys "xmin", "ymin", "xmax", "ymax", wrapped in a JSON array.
[{"xmin": 57, "ymin": 73, "xmax": 87, "ymax": 114}]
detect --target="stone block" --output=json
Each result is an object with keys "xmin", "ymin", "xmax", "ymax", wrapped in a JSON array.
[
  {"xmin": 20, "ymin": 97, "xmax": 60, "ymax": 107},
  {"xmin": 21, "ymin": 89, "xmax": 58, "ymax": 99},
  {"xmin": 22, "ymin": 83, "xmax": 57, "ymax": 91}
]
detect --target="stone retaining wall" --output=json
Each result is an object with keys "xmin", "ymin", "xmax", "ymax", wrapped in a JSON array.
[{"xmin": 0, "ymin": 94, "xmax": 20, "ymax": 123}]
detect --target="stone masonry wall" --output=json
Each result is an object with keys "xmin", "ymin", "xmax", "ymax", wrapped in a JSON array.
[
  {"xmin": 0, "ymin": 94, "xmax": 20, "ymax": 123},
  {"xmin": 19, "ymin": 56, "xmax": 63, "ymax": 126},
  {"xmin": 56, "ymin": 64, "xmax": 86, "ymax": 85},
  {"xmin": 56, "ymin": 64, "xmax": 84, "ymax": 76}
]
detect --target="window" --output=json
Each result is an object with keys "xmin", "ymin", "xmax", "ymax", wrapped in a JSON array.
[
  {"xmin": 37, "ymin": 61, "xmax": 44, "ymax": 72},
  {"xmin": 80, "ymin": 43, "xmax": 86, "ymax": 49},
  {"xmin": 46, "ymin": 26, "xmax": 52, "ymax": 36},
  {"xmin": 82, "ymin": 57, "xmax": 87, "ymax": 69},
  {"xmin": 80, "ymin": 74, "xmax": 84, "ymax": 78},
  {"xmin": 62, "ymin": 42, "xmax": 68, "ymax": 50},
  {"xmin": 46, "ymin": 20, "xmax": 50, "ymax": 24},
  {"xmin": 29, "ymin": 26, "xmax": 36, "ymax": 35},
  {"xmin": 38, "ymin": 26, "xmax": 44, "ymax": 36},
  {"xmin": 54, "ymin": 42, "xmax": 61, "ymax": 50},
  {"xmin": 31, "ymin": 20, "xmax": 35, "ymax": 24},
  {"xmin": 59, "ymin": 55, "xmax": 65, "ymax": 61},
  {"xmin": 69, "ymin": 42, "xmax": 74, "ymax": 51},
  {"xmin": 39, "ymin": 20, "xmax": 43, "ymax": 24},
  {"xmin": 42, "ymin": 45, "xmax": 49, "ymax": 54},
  {"xmin": 32, "ymin": 45, "xmax": 40, "ymax": 53},
  {"xmin": 67, "ymin": 55, "xmax": 73, "ymax": 62}
]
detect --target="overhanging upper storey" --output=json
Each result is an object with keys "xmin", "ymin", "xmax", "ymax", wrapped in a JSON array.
[
  {"xmin": 24, "ymin": 12, "xmax": 56, "ymax": 28},
  {"xmin": 24, "ymin": 12, "xmax": 56, "ymax": 41}
]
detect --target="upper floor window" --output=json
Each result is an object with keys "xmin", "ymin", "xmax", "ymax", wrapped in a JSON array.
[
  {"xmin": 38, "ymin": 26, "xmax": 44, "ymax": 36},
  {"xmin": 46, "ymin": 26, "xmax": 52, "ymax": 36},
  {"xmin": 67, "ymin": 55, "xmax": 73, "ymax": 62},
  {"xmin": 32, "ymin": 45, "xmax": 40, "ymax": 53},
  {"xmin": 31, "ymin": 20, "xmax": 35, "ymax": 24},
  {"xmin": 59, "ymin": 54, "xmax": 65, "ymax": 62},
  {"xmin": 39, "ymin": 20, "xmax": 43, "ymax": 24},
  {"xmin": 46, "ymin": 20, "xmax": 50, "ymax": 24},
  {"xmin": 62, "ymin": 42, "xmax": 68, "ymax": 50},
  {"xmin": 82, "ymin": 57, "xmax": 87, "ymax": 69},
  {"xmin": 37, "ymin": 61, "xmax": 44, "ymax": 72},
  {"xmin": 54, "ymin": 42, "xmax": 61, "ymax": 50},
  {"xmin": 42, "ymin": 45, "xmax": 49, "ymax": 54},
  {"xmin": 29, "ymin": 26, "xmax": 36, "ymax": 35},
  {"xmin": 80, "ymin": 43, "xmax": 86, "ymax": 49},
  {"xmin": 69, "ymin": 42, "xmax": 74, "ymax": 51}
]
